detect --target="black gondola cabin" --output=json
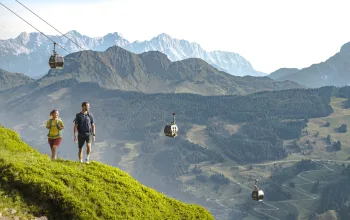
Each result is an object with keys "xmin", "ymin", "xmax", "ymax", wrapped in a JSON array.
[{"xmin": 49, "ymin": 42, "xmax": 64, "ymax": 69}]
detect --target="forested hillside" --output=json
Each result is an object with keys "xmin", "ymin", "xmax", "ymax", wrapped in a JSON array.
[{"xmin": 0, "ymin": 68, "xmax": 34, "ymax": 90}]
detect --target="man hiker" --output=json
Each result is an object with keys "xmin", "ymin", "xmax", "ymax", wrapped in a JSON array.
[{"xmin": 74, "ymin": 101, "xmax": 96, "ymax": 164}]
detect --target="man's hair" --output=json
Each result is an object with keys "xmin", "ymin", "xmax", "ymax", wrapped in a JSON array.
[{"xmin": 82, "ymin": 101, "xmax": 89, "ymax": 108}]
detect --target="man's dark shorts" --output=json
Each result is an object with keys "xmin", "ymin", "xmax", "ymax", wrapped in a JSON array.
[{"xmin": 78, "ymin": 134, "xmax": 92, "ymax": 148}]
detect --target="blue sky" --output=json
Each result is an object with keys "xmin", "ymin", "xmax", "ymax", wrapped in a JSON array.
[{"xmin": 1, "ymin": 0, "xmax": 350, "ymax": 73}]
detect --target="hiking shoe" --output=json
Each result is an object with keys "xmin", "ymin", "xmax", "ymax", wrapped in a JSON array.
[{"xmin": 85, "ymin": 158, "xmax": 90, "ymax": 164}]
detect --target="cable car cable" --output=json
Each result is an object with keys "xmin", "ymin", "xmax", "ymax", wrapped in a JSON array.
[
  {"xmin": 12, "ymin": 0, "xmax": 172, "ymax": 114},
  {"xmin": 0, "ymin": 2, "xmax": 167, "ymax": 122}
]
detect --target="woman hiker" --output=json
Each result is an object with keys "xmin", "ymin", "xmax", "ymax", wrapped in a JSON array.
[{"xmin": 46, "ymin": 109, "xmax": 64, "ymax": 160}]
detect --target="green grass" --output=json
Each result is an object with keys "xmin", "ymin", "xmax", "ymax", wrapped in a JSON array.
[
  {"xmin": 0, "ymin": 126, "xmax": 214, "ymax": 220},
  {"xmin": 302, "ymin": 97, "xmax": 350, "ymax": 160},
  {"xmin": 0, "ymin": 187, "xmax": 39, "ymax": 219}
]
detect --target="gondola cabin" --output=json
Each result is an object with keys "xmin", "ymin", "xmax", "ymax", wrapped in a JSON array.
[
  {"xmin": 252, "ymin": 189, "xmax": 264, "ymax": 202},
  {"xmin": 49, "ymin": 54, "xmax": 64, "ymax": 69},
  {"xmin": 164, "ymin": 123, "xmax": 178, "ymax": 137},
  {"xmin": 49, "ymin": 42, "xmax": 64, "ymax": 69},
  {"xmin": 164, "ymin": 113, "xmax": 178, "ymax": 138}
]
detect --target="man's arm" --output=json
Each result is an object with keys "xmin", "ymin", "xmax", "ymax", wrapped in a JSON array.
[
  {"xmin": 90, "ymin": 114, "xmax": 96, "ymax": 136},
  {"xmin": 74, "ymin": 124, "xmax": 78, "ymax": 137},
  {"xmin": 74, "ymin": 114, "xmax": 79, "ymax": 139}
]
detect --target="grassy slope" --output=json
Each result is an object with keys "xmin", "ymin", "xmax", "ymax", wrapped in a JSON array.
[
  {"xmin": 184, "ymin": 97, "xmax": 350, "ymax": 173},
  {"xmin": 0, "ymin": 126, "xmax": 214, "ymax": 220},
  {"xmin": 180, "ymin": 96, "xmax": 350, "ymax": 219},
  {"xmin": 0, "ymin": 187, "xmax": 39, "ymax": 219},
  {"xmin": 304, "ymin": 97, "xmax": 350, "ymax": 159}
]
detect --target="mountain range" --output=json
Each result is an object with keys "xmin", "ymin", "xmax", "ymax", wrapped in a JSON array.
[
  {"xmin": 0, "ymin": 46, "xmax": 302, "ymax": 97},
  {"xmin": 123, "ymin": 33, "xmax": 266, "ymax": 77},
  {"xmin": 0, "ymin": 30, "xmax": 265, "ymax": 78},
  {"xmin": 269, "ymin": 42, "xmax": 350, "ymax": 87},
  {"xmin": 3, "ymin": 30, "xmax": 350, "ymax": 88}
]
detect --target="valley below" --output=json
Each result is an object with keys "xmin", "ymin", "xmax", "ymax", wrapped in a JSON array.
[{"xmin": 0, "ymin": 83, "xmax": 349, "ymax": 220}]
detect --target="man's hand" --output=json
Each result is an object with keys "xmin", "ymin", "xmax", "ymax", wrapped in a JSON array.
[
  {"xmin": 74, "ymin": 124, "xmax": 78, "ymax": 143},
  {"xmin": 92, "ymin": 135, "xmax": 95, "ymax": 142}
]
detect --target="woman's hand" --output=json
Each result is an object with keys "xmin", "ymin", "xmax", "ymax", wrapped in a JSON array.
[{"xmin": 57, "ymin": 120, "xmax": 64, "ymax": 130}]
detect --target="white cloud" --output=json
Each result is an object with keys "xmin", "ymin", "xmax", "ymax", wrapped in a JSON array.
[{"xmin": 1, "ymin": 0, "xmax": 350, "ymax": 73}]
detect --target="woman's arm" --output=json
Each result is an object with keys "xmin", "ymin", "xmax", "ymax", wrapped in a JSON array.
[
  {"xmin": 58, "ymin": 120, "xmax": 65, "ymax": 130},
  {"xmin": 46, "ymin": 120, "xmax": 50, "ymax": 129}
]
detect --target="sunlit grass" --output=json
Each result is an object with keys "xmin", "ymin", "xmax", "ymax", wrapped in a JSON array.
[{"xmin": 0, "ymin": 126, "xmax": 214, "ymax": 220}]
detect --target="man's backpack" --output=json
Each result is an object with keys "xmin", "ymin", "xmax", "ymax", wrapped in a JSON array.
[{"xmin": 73, "ymin": 112, "xmax": 93, "ymax": 135}]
